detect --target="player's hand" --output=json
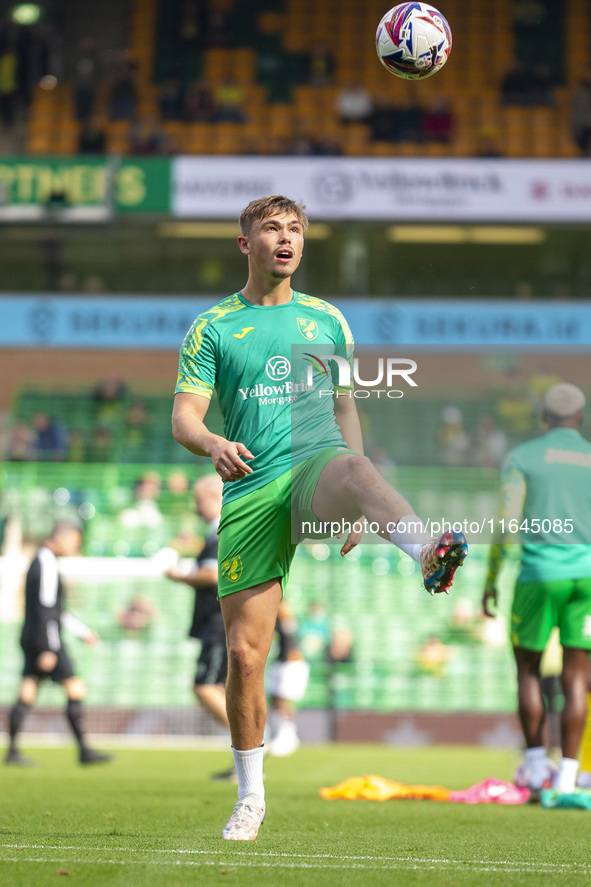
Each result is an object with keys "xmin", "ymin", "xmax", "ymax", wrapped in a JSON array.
[
  {"xmin": 84, "ymin": 631, "xmax": 99, "ymax": 646},
  {"xmin": 211, "ymin": 440, "xmax": 254, "ymax": 481},
  {"xmin": 165, "ymin": 566, "xmax": 183, "ymax": 581},
  {"xmin": 482, "ymin": 587, "xmax": 498, "ymax": 618},
  {"xmin": 35, "ymin": 651, "xmax": 58, "ymax": 672},
  {"xmin": 339, "ymin": 517, "xmax": 365, "ymax": 556}
]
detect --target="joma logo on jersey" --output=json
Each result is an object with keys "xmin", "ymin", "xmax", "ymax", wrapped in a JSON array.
[
  {"xmin": 234, "ymin": 327, "xmax": 255, "ymax": 339},
  {"xmin": 221, "ymin": 556, "xmax": 243, "ymax": 583}
]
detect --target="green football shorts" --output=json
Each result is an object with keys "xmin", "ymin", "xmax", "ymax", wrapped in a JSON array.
[
  {"xmin": 217, "ymin": 446, "xmax": 358, "ymax": 597},
  {"xmin": 511, "ymin": 577, "xmax": 591, "ymax": 651}
]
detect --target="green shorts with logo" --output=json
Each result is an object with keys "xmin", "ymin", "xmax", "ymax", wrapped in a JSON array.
[
  {"xmin": 217, "ymin": 446, "xmax": 358, "ymax": 597},
  {"xmin": 511, "ymin": 577, "xmax": 591, "ymax": 651}
]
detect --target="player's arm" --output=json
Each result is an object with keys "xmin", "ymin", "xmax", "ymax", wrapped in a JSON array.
[
  {"xmin": 61, "ymin": 612, "xmax": 99, "ymax": 646},
  {"xmin": 172, "ymin": 392, "xmax": 254, "ymax": 480},
  {"xmin": 166, "ymin": 563, "xmax": 218, "ymax": 587},
  {"xmin": 483, "ymin": 464, "xmax": 526, "ymax": 617}
]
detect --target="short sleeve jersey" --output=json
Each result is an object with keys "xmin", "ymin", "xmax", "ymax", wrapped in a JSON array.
[
  {"xmin": 176, "ymin": 291, "xmax": 354, "ymax": 504},
  {"xmin": 502, "ymin": 427, "xmax": 591, "ymax": 582},
  {"xmin": 21, "ymin": 547, "xmax": 64, "ymax": 652}
]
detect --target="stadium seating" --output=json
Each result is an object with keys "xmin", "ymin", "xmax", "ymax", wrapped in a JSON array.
[{"xmin": 23, "ymin": 0, "xmax": 590, "ymax": 159}]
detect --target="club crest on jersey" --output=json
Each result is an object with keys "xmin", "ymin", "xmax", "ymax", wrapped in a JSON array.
[
  {"xmin": 297, "ymin": 318, "xmax": 318, "ymax": 341},
  {"xmin": 221, "ymin": 556, "xmax": 243, "ymax": 582}
]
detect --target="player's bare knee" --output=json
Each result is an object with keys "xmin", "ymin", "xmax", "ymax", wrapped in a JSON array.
[
  {"xmin": 64, "ymin": 677, "xmax": 86, "ymax": 700},
  {"xmin": 227, "ymin": 641, "xmax": 263, "ymax": 677},
  {"xmin": 19, "ymin": 678, "xmax": 38, "ymax": 705}
]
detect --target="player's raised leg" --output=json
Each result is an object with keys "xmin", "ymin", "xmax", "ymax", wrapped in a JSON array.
[
  {"xmin": 220, "ymin": 579, "xmax": 282, "ymax": 840},
  {"xmin": 311, "ymin": 451, "xmax": 467, "ymax": 594}
]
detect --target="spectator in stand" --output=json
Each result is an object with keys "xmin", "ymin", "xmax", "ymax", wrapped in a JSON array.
[
  {"xmin": 184, "ymin": 79, "xmax": 216, "ymax": 122},
  {"xmin": 129, "ymin": 114, "xmax": 165, "ymax": 155},
  {"xmin": 205, "ymin": 5, "xmax": 234, "ymax": 48},
  {"xmin": 107, "ymin": 52, "xmax": 138, "ymax": 121},
  {"xmin": 86, "ymin": 426, "xmax": 113, "ymax": 462},
  {"xmin": 314, "ymin": 134, "xmax": 342, "ymax": 156},
  {"xmin": 437, "ymin": 406, "xmax": 470, "ymax": 467},
  {"xmin": 117, "ymin": 594, "xmax": 158, "ymax": 638},
  {"xmin": 73, "ymin": 36, "xmax": 100, "ymax": 121},
  {"xmin": 336, "ymin": 81, "xmax": 373, "ymax": 124},
  {"xmin": 530, "ymin": 62, "xmax": 555, "ymax": 106},
  {"xmin": 471, "ymin": 416, "xmax": 507, "ymax": 469},
  {"xmin": 124, "ymin": 400, "xmax": 149, "ymax": 453},
  {"xmin": 306, "ymin": 42, "xmax": 334, "ymax": 86},
  {"xmin": 178, "ymin": 0, "xmax": 204, "ymax": 48},
  {"xmin": 6, "ymin": 423, "xmax": 35, "ymax": 461},
  {"xmin": 288, "ymin": 132, "xmax": 317, "ymax": 156},
  {"xmin": 501, "ymin": 61, "xmax": 534, "ymax": 106},
  {"xmin": 286, "ymin": 130, "xmax": 341, "ymax": 156},
  {"xmin": 32, "ymin": 413, "xmax": 68, "ymax": 462},
  {"xmin": 67, "ymin": 430, "xmax": 86, "ymax": 462},
  {"xmin": 368, "ymin": 95, "xmax": 398, "ymax": 142},
  {"xmin": 512, "ymin": 0, "xmax": 547, "ymax": 38},
  {"xmin": 212, "ymin": 78, "xmax": 245, "ymax": 122},
  {"xmin": 571, "ymin": 71, "xmax": 591, "ymax": 156},
  {"xmin": 477, "ymin": 126, "xmax": 504, "ymax": 157},
  {"xmin": 92, "ymin": 377, "xmax": 128, "ymax": 424},
  {"xmin": 395, "ymin": 94, "xmax": 424, "ymax": 142},
  {"xmin": 422, "ymin": 96, "xmax": 454, "ymax": 143},
  {"xmin": 120, "ymin": 472, "xmax": 163, "ymax": 530},
  {"xmin": 0, "ymin": 41, "xmax": 18, "ymax": 128},
  {"xmin": 160, "ymin": 78, "xmax": 184, "ymax": 121},
  {"xmin": 78, "ymin": 114, "xmax": 106, "ymax": 154}
]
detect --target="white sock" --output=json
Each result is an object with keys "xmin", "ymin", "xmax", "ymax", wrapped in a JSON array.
[
  {"xmin": 555, "ymin": 756, "xmax": 579, "ymax": 793},
  {"xmin": 524, "ymin": 746, "xmax": 548, "ymax": 789},
  {"xmin": 389, "ymin": 514, "xmax": 431, "ymax": 563},
  {"xmin": 232, "ymin": 745, "xmax": 265, "ymax": 805}
]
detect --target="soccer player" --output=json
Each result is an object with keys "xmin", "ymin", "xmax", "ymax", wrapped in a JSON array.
[
  {"xmin": 483, "ymin": 383, "xmax": 591, "ymax": 794},
  {"xmin": 165, "ymin": 475, "xmax": 230, "ymax": 735},
  {"xmin": 5, "ymin": 521, "xmax": 111, "ymax": 766},
  {"xmin": 266, "ymin": 601, "xmax": 310, "ymax": 757},
  {"xmin": 172, "ymin": 194, "xmax": 468, "ymax": 840}
]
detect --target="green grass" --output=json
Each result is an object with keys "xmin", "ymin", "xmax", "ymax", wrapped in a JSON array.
[{"xmin": 1, "ymin": 744, "xmax": 590, "ymax": 887}]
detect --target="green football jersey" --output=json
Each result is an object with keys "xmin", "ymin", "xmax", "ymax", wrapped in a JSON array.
[
  {"xmin": 502, "ymin": 427, "xmax": 591, "ymax": 582},
  {"xmin": 176, "ymin": 291, "xmax": 354, "ymax": 504}
]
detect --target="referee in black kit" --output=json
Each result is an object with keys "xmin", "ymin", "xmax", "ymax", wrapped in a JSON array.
[{"xmin": 6, "ymin": 521, "xmax": 111, "ymax": 766}]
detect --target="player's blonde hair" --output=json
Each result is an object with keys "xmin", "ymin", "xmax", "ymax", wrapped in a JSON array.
[{"xmin": 239, "ymin": 195, "xmax": 309, "ymax": 236}]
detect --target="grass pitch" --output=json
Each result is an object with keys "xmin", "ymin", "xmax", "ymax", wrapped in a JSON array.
[{"xmin": 1, "ymin": 744, "xmax": 590, "ymax": 887}]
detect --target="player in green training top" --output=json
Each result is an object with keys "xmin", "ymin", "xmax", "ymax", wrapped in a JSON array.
[
  {"xmin": 173, "ymin": 194, "xmax": 468, "ymax": 841},
  {"xmin": 483, "ymin": 383, "xmax": 591, "ymax": 797}
]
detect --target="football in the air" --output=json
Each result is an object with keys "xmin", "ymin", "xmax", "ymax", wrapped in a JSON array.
[{"xmin": 376, "ymin": 3, "xmax": 452, "ymax": 80}]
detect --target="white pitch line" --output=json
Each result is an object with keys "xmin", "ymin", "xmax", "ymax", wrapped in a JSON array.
[
  {"xmin": 0, "ymin": 857, "xmax": 590, "ymax": 876},
  {"xmin": 0, "ymin": 845, "xmax": 590, "ymax": 875}
]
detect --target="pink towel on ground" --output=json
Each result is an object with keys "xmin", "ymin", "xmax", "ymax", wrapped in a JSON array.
[{"xmin": 449, "ymin": 777, "xmax": 530, "ymax": 805}]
